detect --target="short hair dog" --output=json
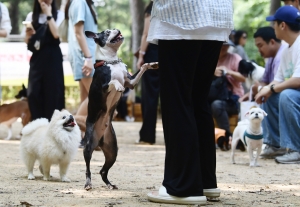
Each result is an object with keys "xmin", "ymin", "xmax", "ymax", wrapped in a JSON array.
[
  {"xmin": 83, "ymin": 29, "xmax": 158, "ymax": 190},
  {"xmin": 231, "ymin": 107, "xmax": 267, "ymax": 167}
]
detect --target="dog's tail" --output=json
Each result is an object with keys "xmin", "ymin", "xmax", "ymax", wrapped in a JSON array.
[{"xmin": 21, "ymin": 118, "xmax": 49, "ymax": 135}]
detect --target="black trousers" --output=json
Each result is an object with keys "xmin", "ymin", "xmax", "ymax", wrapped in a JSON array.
[
  {"xmin": 159, "ymin": 40, "xmax": 222, "ymax": 197},
  {"xmin": 28, "ymin": 45, "xmax": 65, "ymax": 121},
  {"xmin": 139, "ymin": 44, "xmax": 160, "ymax": 143}
]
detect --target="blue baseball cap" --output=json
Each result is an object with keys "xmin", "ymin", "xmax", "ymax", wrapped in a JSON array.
[{"xmin": 266, "ymin": 5, "xmax": 300, "ymax": 24}]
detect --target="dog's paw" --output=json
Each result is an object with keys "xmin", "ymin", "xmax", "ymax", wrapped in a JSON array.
[
  {"xmin": 43, "ymin": 176, "xmax": 50, "ymax": 181},
  {"xmin": 28, "ymin": 174, "xmax": 35, "ymax": 180},
  {"xmin": 114, "ymin": 83, "xmax": 125, "ymax": 92},
  {"xmin": 61, "ymin": 177, "xmax": 71, "ymax": 182},
  {"xmin": 84, "ymin": 178, "xmax": 92, "ymax": 191},
  {"xmin": 254, "ymin": 163, "xmax": 261, "ymax": 167},
  {"xmin": 107, "ymin": 184, "xmax": 118, "ymax": 190}
]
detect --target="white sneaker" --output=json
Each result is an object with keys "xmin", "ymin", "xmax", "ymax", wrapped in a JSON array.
[
  {"xmin": 260, "ymin": 145, "xmax": 286, "ymax": 159},
  {"xmin": 275, "ymin": 150, "xmax": 300, "ymax": 164},
  {"xmin": 203, "ymin": 188, "xmax": 220, "ymax": 198}
]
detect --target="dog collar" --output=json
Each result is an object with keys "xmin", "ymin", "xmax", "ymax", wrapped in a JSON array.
[
  {"xmin": 243, "ymin": 131, "xmax": 263, "ymax": 146},
  {"xmin": 94, "ymin": 58, "xmax": 123, "ymax": 68}
]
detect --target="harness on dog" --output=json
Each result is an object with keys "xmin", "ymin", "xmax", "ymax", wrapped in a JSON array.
[
  {"xmin": 94, "ymin": 58, "xmax": 123, "ymax": 68},
  {"xmin": 243, "ymin": 131, "xmax": 263, "ymax": 146}
]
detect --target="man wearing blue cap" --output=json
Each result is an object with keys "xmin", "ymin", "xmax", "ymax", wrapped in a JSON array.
[{"xmin": 255, "ymin": 5, "xmax": 300, "ymax": 164}]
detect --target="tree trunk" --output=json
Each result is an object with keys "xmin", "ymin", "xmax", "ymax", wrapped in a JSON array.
[
  {"xmin": 130, "ymin": 0, "xmax": 145, "ymax": 72},
  {"xmin": 9, "ymin": 0, "xmax": 21, "ymax": 34},
  {"xmin": 270, "ymin": 0, "xmax": 281, "ymax": 15}
]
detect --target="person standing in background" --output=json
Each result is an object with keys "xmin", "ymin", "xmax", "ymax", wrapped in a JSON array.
[
  {"xmin": 233, "ymin": 30, "xmax": 249, "ymax": 60},
  {"xmin": 24, "ymin": 0, "xmax": 65, "ymax": 121},
  {"xmin": 0, "ymin": 2, "xmax": 11, "ymax": 37},
  {"xmin": 281, "ymin": 0, "xmax": 300, "ymax": 9},
  {"xmin": 136, "ymin": 1, "xmax": 160, "ymax": 145},
  {"xmin": 65, "ymin": 0, "xmax": 98, "ymax": 117},
  {"xmin": 146, "ymin": 0, "xmax": 233, "ymax": 205}
]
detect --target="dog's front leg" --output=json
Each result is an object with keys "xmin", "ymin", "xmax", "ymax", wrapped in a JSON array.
[
  {"xmin": 254, "ymin": 147, "xmax": 262, "ymax": 167},
  {"xmin": 247, "ymin": 146, "xmax": 255, "ymax": 167},
  {"xmin": 125, "ymin": 62, "xmax": 159, "ymax": 89},
  {"xmin": 59, "ymin": 162, "xmax": 71, "ymax": 182}
]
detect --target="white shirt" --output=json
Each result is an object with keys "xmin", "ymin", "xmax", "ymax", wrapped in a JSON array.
[
  {"xmin": 0, "ymin": 2, "xmax": 12, "ymax": 35},
  {"xmin": 21, "ymin": 11, "xmax": 64, "ymax": 36},
  {"xmin": 274, "ymin": 35, "xmax": 300, "ymax": 82},
  {"xmin": 147, "ymin": 0, "xmax": 233, "ymax": 44}
]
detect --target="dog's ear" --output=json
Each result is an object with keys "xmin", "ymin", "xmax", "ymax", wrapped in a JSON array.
[
  {"xmin": 85, "ymin": 31, "xmax": 97, "ymax": 39},
  {"xmin": 262, "ymin": 110, "xmax": 268, "ymax": 116},
  {"xmin": 22, "ymin": 84, "xmax": 26, "ymax": 90}
]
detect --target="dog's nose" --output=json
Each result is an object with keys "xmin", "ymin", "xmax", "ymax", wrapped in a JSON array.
[{"xmin": 70, "ymin": 115, "xmax": 73, "ymax": 119}]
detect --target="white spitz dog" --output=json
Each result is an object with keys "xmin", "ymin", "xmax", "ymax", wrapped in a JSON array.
[{"xmin": 20, "ymin": 109, "xmax": 81, "ymax": 182}]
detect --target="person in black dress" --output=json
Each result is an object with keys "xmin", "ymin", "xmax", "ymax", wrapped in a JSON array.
[
  {"xmin": 136, "ymin": 2, "xmax": 160, "ymax": 145},
  {"xmin": 24, "ymin": 0, "xmax": 65, "ymax": 121}
]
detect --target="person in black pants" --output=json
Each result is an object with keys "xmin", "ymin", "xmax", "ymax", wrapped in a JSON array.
[
  {"xmin": 159, "ymin": 40, "xmax": 223, "ymax": 196},
  {"xmin": 25, "ymin": 0, "xmax": 65, "ymax": 121},
  {"xmin": 136, "ymin": 2, "xmax": 159, "ymax": 145}
]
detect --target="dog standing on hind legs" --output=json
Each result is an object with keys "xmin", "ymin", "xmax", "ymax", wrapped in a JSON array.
[
  {"xmin": 82, "ymin": 29, "xmax": 158, "ymax": 190},
  {"xmin": 231, "ymin": 107, "xmax": 267, "ymax": 167}
]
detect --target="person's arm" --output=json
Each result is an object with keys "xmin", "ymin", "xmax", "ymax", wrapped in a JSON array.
[
  {"xmin": 226, "ymin": 69, "xmax": 246, "ymax": 82},
  {"xmin": 74, "ymin": 21, "xmax": 93, "ymax": 76},
  {"xmin": 39, "ymin": 1, "xmax": 59, "ymax": 39},
  {"xmin": 0, "ymin": 3, "xmax": 12, "ymax": 37},
  {"xmin": 136, "ymin": 14, "xmax": 151, "ymax": 69}
]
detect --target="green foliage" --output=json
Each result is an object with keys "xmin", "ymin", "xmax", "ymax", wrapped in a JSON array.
[{"xmin": 233, "ymin": 0, "xmax": 270, "ymax": 66}]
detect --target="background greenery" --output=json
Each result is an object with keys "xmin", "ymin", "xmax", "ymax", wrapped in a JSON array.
[{"xmin": 0, "ymin": 0, "xmax": 284, "ymax": 107}]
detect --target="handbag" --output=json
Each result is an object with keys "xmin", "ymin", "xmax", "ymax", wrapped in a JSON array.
[
  {"xmin": 208, "ymin": 75, "xmax": 229, "ymax": 103},
  {"xmin": 240, "ymin": 86, "xmax": 260, "ymax": 120},
  {"xmin": 27, "ymin": 23, "xmax": 48, "ymax": 53},
  {"xmin": 58, "ymin": 19, "xmax": 68, "ymax": 42}
]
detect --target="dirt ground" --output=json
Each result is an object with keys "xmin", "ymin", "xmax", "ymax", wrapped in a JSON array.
[{"xmin": 0, "ymin": 120, "xmax": 300, "ymax": 207}]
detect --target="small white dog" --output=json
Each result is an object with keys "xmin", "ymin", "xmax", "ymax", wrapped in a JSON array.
[
  {"xmin": 231, "ymin": 107, "xmax": 267, "ymax": 167},
  {"xmin": 20, "ymin": 109, "xmax": 81, "ymax": 182}
]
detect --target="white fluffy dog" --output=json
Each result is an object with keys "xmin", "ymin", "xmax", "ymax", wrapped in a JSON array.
[
  {"xmin": 231, "ymin": 107, "xmax": 267, "ymax": 167},
  {"xmin": 20, "ymin": 109, "xmax": 81, "ymax": 182}
]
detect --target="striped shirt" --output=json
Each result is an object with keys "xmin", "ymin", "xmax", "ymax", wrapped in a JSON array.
[
  {"xmin": 151, "ymin": 0, "xmax": 234, "ymax": 30},
  {"xmin": 147, "ymin": 0, "xmax": 234, "ymax": 44}
]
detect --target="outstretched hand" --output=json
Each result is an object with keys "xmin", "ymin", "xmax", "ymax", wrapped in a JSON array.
[{"xmin": 255, "ymin": 87, "xmax": 272, "ymax": 104}]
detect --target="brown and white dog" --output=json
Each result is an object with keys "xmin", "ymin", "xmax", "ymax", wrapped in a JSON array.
[
  {"xmin": 82, "ymin": 29, "xmax": 158, "ymax": 190},
  {"xmin": 0, "ymin": 85, "xmax": 31, "ymax": 139}
]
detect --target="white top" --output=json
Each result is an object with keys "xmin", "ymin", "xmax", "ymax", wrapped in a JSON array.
[
  {"xmin": 0, "ymin": 2, "xmax": 12, "ymax": 35},
  {"xmin": 151, "ymin": 0, "xmax": 234, "ymax": 30},
  {"xmin": 148, "ymin": 17, "xmax": 232, "ymax": 44},
  {"xmin": 274, "ymin": 35, "xmax": 300, "ymax": 82},
  {"xmin": 21, "ymin": 11, "xmax": 64, "ymax": 36},
  {"xmin": 147, "ymin": 0, "xmax": 233, "ymax": 44},
  {"xmin": 24, "ymin": 11, "xmax": 64, "ymax": 26}
]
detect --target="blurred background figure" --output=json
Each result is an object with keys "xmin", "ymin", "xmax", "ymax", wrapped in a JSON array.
[
  {"xmin": 135, "ymin": 1, "xmax": 159, "ymax": 145},
  {"xmin": 233, "ymin": 30, "xmax": 249, "ymax": 60},
  {"xmin": 281, "ymin": 0, "xmax": 300, "ymax": 9},
  {"xmin": 65, "ymin": 0, "xmax": 98, "ymax": 117},
  {"xmin": 0, "ymin": 2, "xmax": 12, "ymax": 37},
  {"xmin": 24, "ymin": 0, "xmax": 65, "ymax": 121}
]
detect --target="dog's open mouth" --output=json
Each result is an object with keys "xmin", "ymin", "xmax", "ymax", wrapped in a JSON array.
[
  {"xmin": 110, "ymin": 32, "xmax": 123, "ymax": 43},
  {"xmin": 63, "ymin": 117, "xmax": 76, "ymax": 127}
]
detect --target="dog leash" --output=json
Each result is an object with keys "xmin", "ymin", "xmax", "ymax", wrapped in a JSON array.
[
  {"xmin": 243, "ymin": 131, "xmax": 263, "ymax": 146},
  {"xmin": 94, "ymin": 58, "xmax": 123, "ymax": 68}
]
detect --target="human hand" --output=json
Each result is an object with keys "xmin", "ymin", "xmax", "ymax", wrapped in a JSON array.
[
  {"xmin": 251, "ymin": 81, "xmax": 260, "ymax": 98},
  {"xmin": 238, "ymin": 94, "xmax": 249, "ymax": 102},
  {"xmin": 39, "ymin": 0, "xmax": 52, "ymax": 16},
  {"xmin": 26, "ymin": 27, "xmax": 35, "ymax": 36},
  {"xmin": 136, "ymin": 57, "xmax": 144, "ymax": 69},
  {"xmin": 82, "ymin": 59, "xmax": 93, "ymax": 76},
  {"xmin": 215, "ymin": 66, "xmax": 227, "ymax": 77},
  {"xmin": 255, "ymin": 86, "xmax": 271, "ymax": 104}
]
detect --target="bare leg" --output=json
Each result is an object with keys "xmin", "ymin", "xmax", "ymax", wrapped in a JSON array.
[{"xmin": 79, "ymin": 78, "xmax": 92, "ymax": 104}]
